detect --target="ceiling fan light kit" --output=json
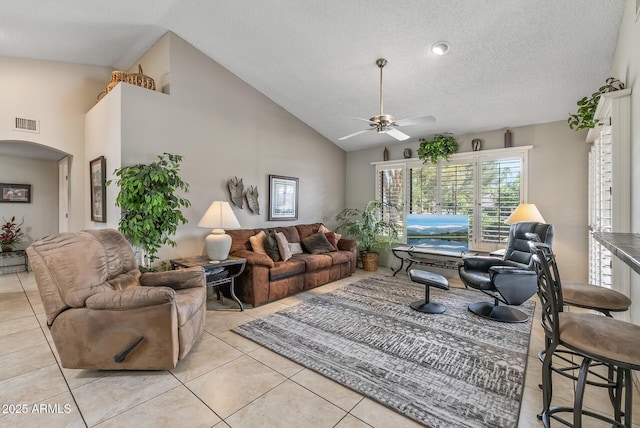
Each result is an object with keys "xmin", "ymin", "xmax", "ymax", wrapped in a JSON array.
[
  {"xmin": 338, "ymin": 58, "xmax": 435, "ymax": 142},
  {"xmin": 431, "ymin": 41, "xmax": 450, "ymax": 56}
]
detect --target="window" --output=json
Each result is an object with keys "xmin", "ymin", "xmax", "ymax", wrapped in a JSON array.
[
  {"xmin": 588, "ymin": 126, "xmax": 613, "ymax": 287},
  {"xmin": 478, "ymin": 156, "xmax": 522, "ymax": 247},
  {"xmin": 374, "ymin": 147, "xmax": 530, "ymax": 252},
  {"xmin": 377, "ymin": 165, "xmax": 404, "ymax": 240}
]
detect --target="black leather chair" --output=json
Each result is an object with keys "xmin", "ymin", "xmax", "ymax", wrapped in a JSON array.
[{"xmin": 458, "ymin": 222, "xmax": 554, "ymax": 322}]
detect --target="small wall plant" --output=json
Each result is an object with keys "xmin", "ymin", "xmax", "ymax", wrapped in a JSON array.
[
  {"xmin": 567, "ymin": 77, "xmax": 625, "ymax": 131},
  {"xmin": 417, "ymin": 134, "xmax": 458, "ymax": 164}
]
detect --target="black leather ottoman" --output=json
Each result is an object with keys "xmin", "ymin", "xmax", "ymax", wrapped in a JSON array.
[{"xmin": 408, "ymin": 269, "xmax": 449, "ymax": 314}]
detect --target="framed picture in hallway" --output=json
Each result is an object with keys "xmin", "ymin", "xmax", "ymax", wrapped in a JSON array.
[
  {"xmin": 90, "ymin": 156, "xmax": 106, "ymax": 223},
  {"xmin": 0, "ymin": 183, "xmax": 31, "ymax": 203},
  {"xmin": 268, "ymin": 175, "xmax": 298, "ymax": 221}
]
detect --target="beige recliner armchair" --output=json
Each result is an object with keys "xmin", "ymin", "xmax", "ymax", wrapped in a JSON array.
[{"xmin": 27, "ymin": 229, "xmax": 206, "ymax": 370}]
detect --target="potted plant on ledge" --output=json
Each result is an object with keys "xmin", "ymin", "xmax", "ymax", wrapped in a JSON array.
[
  {"xmin": 417, "ymin": 134, "xmax": 458, "ymax": 164},
  {"xmin": 1, "ymin": 216, "xmax": 24, "ymax": 252},
  {"xmin": 567, "ymin": 77, "xmax": 625, "ymax": 131},
  {"xmin": 336, "ymin": 200, "xmax": 399, "ymax": 271}
]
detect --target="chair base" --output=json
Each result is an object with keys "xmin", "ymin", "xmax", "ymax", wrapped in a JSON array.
[
  {"xmin": 410, "ymin": 300, "xmax": 445, "ymax": 314},
  {"xmin": 468, "ymin": 301, "xmax": 529, "ymax": 323}
]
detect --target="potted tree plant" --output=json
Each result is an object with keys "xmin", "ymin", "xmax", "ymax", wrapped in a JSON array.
[
  {"xmin": 417, "ymin": 134, "xmax": 458, "ymax": 164},
  {"xmin": 108, "ymin": 153, "xmax": 191, "ymax": 269},
  {"xmin": 0, "ymin": 216, "xmax": 24, "ymax": 252},
  {"xmin": 336, "ymin": 200, "xmax": 399, "ymax": 271}
]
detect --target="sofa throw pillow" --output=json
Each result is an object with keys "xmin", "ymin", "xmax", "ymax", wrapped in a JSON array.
[
  {"xmin": 263, "ymin": 232, "xmax": 281, "ymax": 262},
  {"xmin": 302, "ymin": 231, "xmax": 336, "ymax": 255},
  {"xmin": 288, "ymin": 242, "xmax": 304, "ymax": 255},
  {"xmin": 319, "ymin": 224, "xmax": 342, "ymax": 243},
  {"xmin": 324, "ymin": 231, "xmax": 339, "ymax": 251},
  {"xmin": 249, "ymin": 230, "xmax": 267, "ymax": 254},
  {"xmin": 275, "ymin": 232, "xmax": 293, "ymax": 262}
]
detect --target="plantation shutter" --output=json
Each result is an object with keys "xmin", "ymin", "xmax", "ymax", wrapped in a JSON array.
[
  {"xmin": 377, "ymin": 166, "xmax": 404, "ymax": 239},
  {"xmin": 374, "ymin": 148, "xmax": 528, "ymax": 251},
  {"xmin": 439, "ymin": 162, "xmax": 475, "ymax": 241},
  {"xmin": 478, "ymin": 157, "xmax": 522, "ymax": 249},
  {"xmin": 408, "ymin": 165, "xmax": 437, "ymax": 214},
  {"xmin": 588, "ymin": 126, "xmax": 613, "ymax": 286}
]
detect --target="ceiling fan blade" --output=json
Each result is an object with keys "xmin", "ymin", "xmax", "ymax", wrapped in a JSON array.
[
  {"xmin": 386, "ymin": 128, "xmax": 410, "ymax": 141},
  {"xmin": 351, "ymin": 117, "xmax": 376, "ymax": 125},
  {"xmin": 338, "ymin": 129, "xmax": 371, "ymax": 141},
  {"xmin": 394, "ymin": 115, "xmax": 436, "ymax": 127}
]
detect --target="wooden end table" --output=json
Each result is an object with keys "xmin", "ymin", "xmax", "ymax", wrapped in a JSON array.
[{"xmin": 170, "ymin": 256, "xmax": 246, "ymax": 311}]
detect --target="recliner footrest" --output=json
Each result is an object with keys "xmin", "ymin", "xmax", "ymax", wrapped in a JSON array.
[{"xmin": 408, "ymin": 269, "xmax": 449, "ymax": 291}]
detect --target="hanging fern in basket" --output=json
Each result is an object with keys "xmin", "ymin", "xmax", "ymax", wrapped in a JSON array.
[{"xmin": 418, "ymin": 134, "xmax": 458, "ymax": 164}]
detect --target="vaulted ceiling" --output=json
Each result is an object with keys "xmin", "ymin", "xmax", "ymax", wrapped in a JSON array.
[{"xmin": 0, "ymin": 0, "xmax": 625, "ymax": 151}]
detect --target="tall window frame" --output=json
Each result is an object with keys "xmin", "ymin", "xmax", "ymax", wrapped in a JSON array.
[{"xmin": 374, "ymin": 146, "xmax": 531, "ymax": 252}]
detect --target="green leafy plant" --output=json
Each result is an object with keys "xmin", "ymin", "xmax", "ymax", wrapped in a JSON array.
[
  {"xmin": 108, "ymin": 153, "xmax": 191, "ymax": 266},
  {"xmin": 567, "ymin": 77, "xmax": 625, "ymax": 131},
  {"xmin": 417, "ymin": 134, "xmax": 458, "ymax": 164},
  {"xmin": 335, "ymin": 200, "xmax": 399, "ymax": 254},
  {"xmin": 0, "ymin": 216, "xmax": 24, "ymax": 250}
]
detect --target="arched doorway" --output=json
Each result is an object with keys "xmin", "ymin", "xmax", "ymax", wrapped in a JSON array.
[{"xmin": 0, "ymin": 140, "xmax": 71, "ymax": 241}]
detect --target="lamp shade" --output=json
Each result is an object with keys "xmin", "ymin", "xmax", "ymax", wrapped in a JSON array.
[
  {"xmin": 198, "ymin": 201, "xmax": 241, "ymax": 261},
  {"xmin": 198, "ymin": 201, "xmax": 241, "ymax": 230},
  {"xmin": 505, "ymin": 203, "xmax": 545, "ymax": 224}
]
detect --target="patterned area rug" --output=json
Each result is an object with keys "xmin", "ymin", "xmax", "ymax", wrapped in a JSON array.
[{"xmin": 233, "ymin": 274, "xmax": 534, "ymax": 427}]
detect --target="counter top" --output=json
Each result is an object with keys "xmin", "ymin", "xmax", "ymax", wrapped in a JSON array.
[{"xmin": 592, "ymin": 232, "xmax": 640, "ymax": 275}]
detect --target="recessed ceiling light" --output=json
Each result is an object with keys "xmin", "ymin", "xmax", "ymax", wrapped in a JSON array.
[{"xmin": 431, "ymin": 41, "xmax": 450, "ymax": 56}]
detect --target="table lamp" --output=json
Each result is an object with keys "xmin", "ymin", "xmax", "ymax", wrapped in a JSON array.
[
  {"xmin": 505, "ymin": 203, "xmax": 546, "ymax": 224},
  {"xmin": 198, "ymin": 201, "xmax": 241, "ymax": 261}
]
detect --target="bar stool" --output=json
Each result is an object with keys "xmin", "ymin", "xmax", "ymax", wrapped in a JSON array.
[
  {"xmin": 531, "ymin": 245, "xmax": 640, "ymax": 427},
  {"xmin": 530, "ymin": 243, "xmax": 632, "ymax": 403},
  {"xmin": 561, "ymin": 280, "xmax": 631, "ymax": 317}
]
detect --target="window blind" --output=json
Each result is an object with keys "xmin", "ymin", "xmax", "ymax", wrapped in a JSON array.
[
  {"xmin": 588, "ymin": 126, "xmax": 612, "ymax": 287},
  {"xmin": 479, "ymin": 158, "xmax": 521, "ymax": 246},
  {"xmin": 378, "ymin": 166, "xmax": 404, "ymax": 238}
]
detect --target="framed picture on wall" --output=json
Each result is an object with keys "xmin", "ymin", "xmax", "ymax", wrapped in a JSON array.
[
  {"xmin": 268, "ymin": 175, "xmax": 298, "ymax": 221},
  {"xmin": 0, "ymin": 183, "xmax": 31, "ymax": 203},
  {"xmin": 90, "ymin": 156, "xmax": 107, "ymax": 223}
]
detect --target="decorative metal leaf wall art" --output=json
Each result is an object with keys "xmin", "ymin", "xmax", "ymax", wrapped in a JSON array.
[
  {"xmin": 228, "ymin": 176, "xmax": 244, "ymax": 208},
  {"xmin": 246, "ymin": 185, "xmax": 260, "ymax": 214}
]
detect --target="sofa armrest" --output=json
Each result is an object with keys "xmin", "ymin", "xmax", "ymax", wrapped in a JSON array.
[
  {"xmin": 85, "ymin": 286, "xmax": 176, "ymax": 310},
  {"xmin": 231, "ymin": 249, "xmax": 275, "ymax": 268},
  {"xmin": 337, "ymin": 238, "xmax": 358, "ymax": 252},
  {"xmin": 140, "ymin": 266, "xmax": 205, "ymax": 290}
]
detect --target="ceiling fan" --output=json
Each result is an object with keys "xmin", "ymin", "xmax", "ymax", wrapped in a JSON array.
[{"xmin": 339, "ymin": 58, "xmax": 436, "ymax": 142}]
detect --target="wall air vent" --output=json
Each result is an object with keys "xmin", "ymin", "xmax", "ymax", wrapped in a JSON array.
[{"xmin": 14, "ymin": 117, "xmax": 40, "ymax": 133}]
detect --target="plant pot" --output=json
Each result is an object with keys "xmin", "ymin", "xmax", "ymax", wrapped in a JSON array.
[
  {"xmin": 1, "ymin": 246, "xmax": 13, "ymax": 253},
  {"xmin": 361, "ymin": 252, "xmax": 379, "ymax": 272}
]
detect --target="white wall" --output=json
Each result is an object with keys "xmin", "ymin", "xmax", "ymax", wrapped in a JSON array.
[
  {"xmin": 611, "ymin": 0, "xmax": 640, "ymax": 324},
  {"xmin": 0, "ymin": 56, "xmax": 112, "ymax": 231},
  {"xmin": 0, "ymin": 155, "xmax": 58, "ymax": 247},
  {"xmin": 84, "ymin": 84, "xmax": 124, "ymax": 230},
  {"xmin": 93, "ymin": 33, "xmax": 347, "ymax": 262},
  {"xmin": 346, "ymin": 120, "xmax": 590, "ymax": 282}
]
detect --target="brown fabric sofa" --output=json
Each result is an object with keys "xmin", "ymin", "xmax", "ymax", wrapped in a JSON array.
[
  {"xmin": 26, "ymin": 229, "xmax": 206, "ymax": 370},
  {"xmin": 227, "ymin": 223, "xmax": 357, "ymax": 307}
]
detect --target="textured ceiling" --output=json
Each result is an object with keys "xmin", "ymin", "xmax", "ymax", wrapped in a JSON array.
[{"xmin": 0, "ymin": 0, "xmax": 625, "ymax": 152}]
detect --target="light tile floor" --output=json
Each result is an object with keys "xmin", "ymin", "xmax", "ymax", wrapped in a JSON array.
[{"xmin": 0, "ymin": 268, "xmax": 639, "ymax": 427}]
